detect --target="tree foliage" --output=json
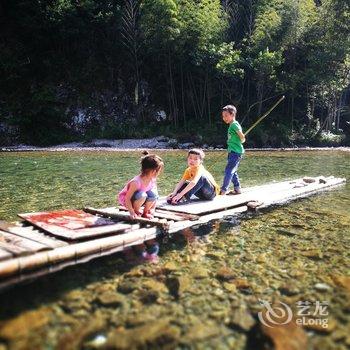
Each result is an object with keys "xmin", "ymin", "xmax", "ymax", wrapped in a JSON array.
[{"xmin": 0, "ymin": 0, "xmax": 349, "ymax": 146}]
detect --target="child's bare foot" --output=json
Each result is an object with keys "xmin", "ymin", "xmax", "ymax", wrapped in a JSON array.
[
  {"xmin": 142, "ymin": 252, "xmax": 159, "ymax": 263},
  {"xmin": 227, "ymin": 189, "xmax": 241, "ymax": 195},
  {"xmin": 220, "ymin": 190, "xmax": 227, "ymax": 195},
  {"xmin": 142, "ymin": 211, "xmax": 154, "ymax": 219}
]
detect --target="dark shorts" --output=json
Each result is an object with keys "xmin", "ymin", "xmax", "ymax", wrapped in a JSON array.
[
  {"xmin": 131, "ymin": 189, "xmax": 158, "ymax": 203},
  {"xmin": 179, "ymin": 176, "xmax": 216, "ymax": 201}
]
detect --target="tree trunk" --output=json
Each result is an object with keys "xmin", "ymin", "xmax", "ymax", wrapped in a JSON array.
[
  {"xmin": 167, "ymin": 50, "xmax": 178, "ymax": 127},
  {"xmin": 207, "ymin": 73, "xmax": 211, "ymax": 126},
  {"xmin": 180, "ymin": 62, "xmax": 186, "ymax": 130},
  {"xmin": 257, "ymin": 81, "xmax": 264, "ymax": 116},
  {"xmin": 188, "ymin": 72, "xmax": 200, "ymax": 120}
]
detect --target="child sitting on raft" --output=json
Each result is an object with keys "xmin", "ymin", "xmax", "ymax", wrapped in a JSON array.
[
  {"xmin": 167, "ymin": 148, "xmax": 219, "ymax": 204},
  {"xmin": 118, "ymin": 151, "xmax": 164, "ymax": 219}
]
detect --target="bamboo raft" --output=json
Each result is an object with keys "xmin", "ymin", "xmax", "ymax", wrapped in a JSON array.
[{"xmin": 0, "ymin": 176, "xmax": 346, "ymax": 290}]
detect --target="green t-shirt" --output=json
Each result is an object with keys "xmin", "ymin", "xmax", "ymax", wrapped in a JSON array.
[{"xmin": 227, "ymin": 120, "xmax": 244, "ymax": 154}]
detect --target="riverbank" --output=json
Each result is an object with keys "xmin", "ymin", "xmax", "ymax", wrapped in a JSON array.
[{"xmin": 1, "ymin": 138, "xmax": 350, "ymax": 152}]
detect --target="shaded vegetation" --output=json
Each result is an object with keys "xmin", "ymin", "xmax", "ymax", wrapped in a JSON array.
[{"xmin": 0, "ymin": 0, "xmax": 349, "ymax": 146}]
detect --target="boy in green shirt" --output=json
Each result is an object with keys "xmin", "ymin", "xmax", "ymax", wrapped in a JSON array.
[{"xmin": 220, "ymin": 104, "xmax": 246, "ymax": 195}]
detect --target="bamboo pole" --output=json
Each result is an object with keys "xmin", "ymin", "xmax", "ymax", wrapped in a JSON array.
[
  {"xmin": 0, "ymin": 229, "xmax": 159, "ymax": 291},
  {"xmin": 245, "ymin": 95, "xmax": 285, "ymax": 135},
  {"xmin": 84, "ymin": 207, "xmax": 170, "ymax": 231},
  {"xmin": 118, "ymin": 205, "xmax": 199, "ymax": 221},
  {"xmin": 0, "ymin": 227, "xmax": 158, "ymax": 279}
]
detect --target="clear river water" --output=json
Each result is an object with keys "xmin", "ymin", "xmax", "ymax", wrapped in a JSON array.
[{"xmin": 0, "ymin": 150, "xmax": 349, "ymax": 349}]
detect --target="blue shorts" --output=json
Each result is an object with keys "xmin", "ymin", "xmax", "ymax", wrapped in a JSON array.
[{"xmin": 131, "ymin": 189, "xmax": 158, "ymax": 203}]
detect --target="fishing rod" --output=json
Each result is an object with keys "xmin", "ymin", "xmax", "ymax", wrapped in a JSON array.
[
  {"xmin": 240, "ymin": 93, "xmax": 285, "ymax": 126},
  {"xmin": 205, "ymin": 95, "xmax": 285, "ymax": 173},
  {"xmin": 244, "ymin": 95, "xmax": 285, "ymax": 135}
]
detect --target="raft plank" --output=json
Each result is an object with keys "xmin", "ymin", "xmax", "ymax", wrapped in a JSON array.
[
  {"xmin": 117, "ymin": 206, "xmax": 192, "ymax": 221},
  {"xmin": 154, "ymin": 208, "xmax": 200, "ymax": 221},
  {"xmin": 0, "ymin": 227, "xmax": 159, "ymax": 290},
  {"xmin": 0, "ymin": 240, "xmax": 30, "ymax": 256},
  {"xmin": 168, "ymin": 206, "xmax": 248, "ymax": 234},
  {"xmin": 0, "ymin": 227, "xmax": 158, "ymax": 280},
  {"xmin": 157, "ymin": 192, "xmax": 255, "ymax": 215},
  {"xmin": 0, "ymin": 221, "xmax": 68, "ymax": 248},
  {"xmin": 0, "ymin": 230, "xmax": 49, "ymax": 253},
  {"xmin": 157, "ymin": 177, "xmax": 343, "ymax": 215},
  {"xmin": 72, "ymin": 223, "xmax": 133, "ymax": 239},
  {"xmin": 84, "ymin": 207, "xmax": 170, "ymax": 231},
  {"xmin": 0, "ymin": 248, "xmax": 13, "ymax": 261},
  {"xmin": 255, "ymin": 176, "xmax": 346, "ymax": 207},
  {"xmin": 18, "ymin": 209, "xmax": 131, "ymax": 240}
]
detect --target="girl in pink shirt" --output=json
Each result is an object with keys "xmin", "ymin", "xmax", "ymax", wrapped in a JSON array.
[{"xmin": 118, "ymin": 151, "xmax": 163, "ymax": 219}]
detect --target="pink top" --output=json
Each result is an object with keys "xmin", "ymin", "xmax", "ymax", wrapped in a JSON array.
[{"xmin": 118, "ymin": 175, "xmax": 157, "ymax": 206}]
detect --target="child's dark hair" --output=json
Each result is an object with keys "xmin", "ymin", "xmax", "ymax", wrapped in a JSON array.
[
  {"xmin": 188, "ymin": 148, "xmax": 205, "ymax": 160},
  {"xmin": 141, "ymin": 151, "xmax": 164, "ymax": 175},
  {"xmin": 222, "ymin": 105, "xmax": 237, "ymax": 115}
]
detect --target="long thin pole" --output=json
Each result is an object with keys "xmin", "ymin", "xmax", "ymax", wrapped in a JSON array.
[{"xmin": 245, "ymin": 95, "xmax": 285, "ymax": 135}]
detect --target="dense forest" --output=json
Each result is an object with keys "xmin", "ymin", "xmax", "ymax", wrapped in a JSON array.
[{"xmin": 0, "ymin": 0, "xmax": 349, "ymax": 147}]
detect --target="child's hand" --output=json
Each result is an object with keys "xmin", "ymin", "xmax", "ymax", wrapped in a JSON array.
[
  {"xmin": 166, "ymin": 193, "xmax": 175, "ymax": 204},
  {"xmin": 171, "ymin": 194, "xmax": 182, "ymax": 204}
]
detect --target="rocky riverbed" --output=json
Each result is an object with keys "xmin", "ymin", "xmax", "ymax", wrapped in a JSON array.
[{"xmin": 0, "ymin": 196, "xmax": 349, "ymax": 350}]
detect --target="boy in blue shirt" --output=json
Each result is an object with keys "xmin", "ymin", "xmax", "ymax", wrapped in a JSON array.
[{"xmin": 220, "ymin": 105, "xmax": 245, "ymax": 195}]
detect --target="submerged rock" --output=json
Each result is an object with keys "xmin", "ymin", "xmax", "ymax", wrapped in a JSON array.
[
  {"xmin": 96, "ymin": 292, "xmax": 126, "ymax": 307},
  {"xmin": 314, "ymin": 283, "xmax": 332, "ymax": 292},
  {"xmin": 216, "ymin": 266, "xmax": 235, "ymax": 281},
  {"xmin": 191, "ymin": 266, "xmax": 209, "ymax": 279},
  {"xmin": 57, "ymin": 315, "xmax": 106, "ymax": 350},
  {"xmin": 62, "ymin": 289, "xmax": 92, "ymax": 312},
  {"xmin": 90, "ymin": 283, "xmax": 117, "ymax": 294},
  {"xmin": 229, "ymin": 306, "xmax": 256, "ymax": 331},
  {"xmin": 166, "ymin": 275, "xmax": 192, "ymax": 298},
  {"xmin": 142, "ymin": 279, "xmax": 168, "ymax": 293},
  {"xmin": 279, "ymin": 284, "xmax": 301, "ymax": 296},
  {"xmin": 181, "ymin": 321, "xmax": 221, "ymax": 343},
  {"xmin": 124, "ymin": 268, "xmax": 144, "ymax": 278},
  {"xmin": 232, "ymin": 278, "xmax": 250, "ymax": 289},
  {"xmin": 138, "ymin": 290, "xmax": 160, "ymax": 304},
  {"xmin": 289, "ymin": 269, "xmax": 305, "ymax": 279},
  {"xmin": 163, "ymin": 261, "xmax": 178, "ymax": 272},
  {"xmin": 259, "ymin": 317, "xmax": 308, "ymax": 350},
  {"xmin": 83, "ymin": 334, "xmax": 107, "ymax": 348},
  {"xmin": 256, "ymin": 253, "xmax": 267, "ymax": 263},
  {"xmin": 0, "ymin": 307, "xmax": 50, "ymax": 340},
  {"xmin": 117, "ymin": 280, "xmax": 139, "ymax": 294},
  {"xmin": 331, "ymin": 275, "xmax": 350, "ymax": 293},
  {"xmin": 206, "ymin": 251, "xmax": 226, "ymax": 260},
  {"xmin": 276, "ymin": 229, "xmax": 299, "ymax": 237},
  {"xmin": 223, "ymin": 282, "xmax": 237, "ymax": 293},
  {"xmin": 125, "ymin": 313, "xmax": 158, "ymax": 327},
  {"xmin": 301, "ymin": 249, "xmax": 323, "ymax": 260},
  {"xmin": 106, "ymin": 318, "xmax": 180, "ymax": 349}
]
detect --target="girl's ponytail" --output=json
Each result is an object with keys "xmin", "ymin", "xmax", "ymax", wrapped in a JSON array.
[{"xmin": 140, "ymin": 151, "xmax": 163, "ymax": 175}]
